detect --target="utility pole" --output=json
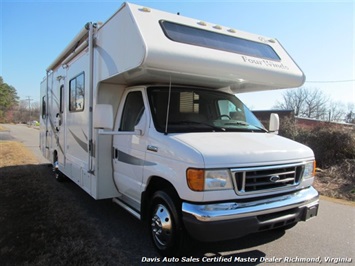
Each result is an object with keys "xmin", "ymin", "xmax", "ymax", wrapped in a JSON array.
[{"xmin": 26, "ymin": 96, "xmax": 33, "ymax": 123}]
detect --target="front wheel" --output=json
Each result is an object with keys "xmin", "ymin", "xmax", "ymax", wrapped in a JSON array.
[{"xmin": 149, "ymin": 190, "xmax": 187, "ymax": 256}]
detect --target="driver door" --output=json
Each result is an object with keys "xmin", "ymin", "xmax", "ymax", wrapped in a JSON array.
[{"xmin": 113, "ymin": 89, "xmax": 147, "ymax": 209}]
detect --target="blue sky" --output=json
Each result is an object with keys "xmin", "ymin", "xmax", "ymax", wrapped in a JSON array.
[{"xmin": 1, "ymin": 0, "xmax": 354, "ymax": 110}]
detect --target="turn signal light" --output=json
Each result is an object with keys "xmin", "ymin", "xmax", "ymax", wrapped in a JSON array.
[{"xmin": 186, "ymin": 169, "xmax": 204, "ymax": 191}]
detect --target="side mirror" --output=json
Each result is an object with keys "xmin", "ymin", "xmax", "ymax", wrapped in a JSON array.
[
  {"xmin": 94, "ymin": 104, "xmax": 113, "ymax": 130},
  {"xmin": 269, "ymin": 113, "xmax": 279, "ymax": 134}
]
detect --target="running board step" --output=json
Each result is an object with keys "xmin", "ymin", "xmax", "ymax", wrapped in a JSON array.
[{"xmin": 112, "ymin": 197, "xmax": 141, "ymax": 220}]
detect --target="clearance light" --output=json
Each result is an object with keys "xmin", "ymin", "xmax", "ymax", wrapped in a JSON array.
[
  {"xmin": 228, "ymin": 28, "xmax": 236, "ymax": 33},
  {"xmin": 213, "ymin": 25, "xmax": 222, "ymax": 30},
  {"xmin": 197, "ymin": 21, "xmax": 207, "ymax": 26},
  {"xmin": 139, "ymin": 7, "xmax": 151, "ymax": 12},
  {"xmin": 313, "ymin": 160, "xmax": 317, "ymax": 177}
]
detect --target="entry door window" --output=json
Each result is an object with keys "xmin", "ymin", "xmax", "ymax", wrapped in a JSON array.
[
  {"xmin": 41, "ymin": 96, "xmax": 46, "ymax": 119},
  {"xmin": 69, "ymin": 73, "xmax": 85, "ymax": 112},
  {"xmin": 120, "ymin": 91, "xmax": 144, "ymax": 131}
]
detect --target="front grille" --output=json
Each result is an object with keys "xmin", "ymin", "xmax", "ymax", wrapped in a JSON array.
[{"xmin": 232, "ymin": 163, "xmax": 304, "ymax": 195}]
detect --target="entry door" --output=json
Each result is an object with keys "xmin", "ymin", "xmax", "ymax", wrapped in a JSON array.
[
  {"xmin": 56, "ymin": 82, "xmax": 66, "ymax": 166},
  {"xmin": 113, "ymin": 90, "xmax": 147, "ymax": 208}
]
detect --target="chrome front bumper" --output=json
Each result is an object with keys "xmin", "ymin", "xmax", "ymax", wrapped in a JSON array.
[{"xmin": 182, "ymin": 187, "xmax": 319, "ymax": 241}]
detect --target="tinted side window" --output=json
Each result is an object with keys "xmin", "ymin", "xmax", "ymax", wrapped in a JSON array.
[
  {"xmin": 59, "ymin": 85, "xmax": 64, "ymax": 113},
  {"xmin": 160, "ymin": 20, "xmax": 280, "ymax": 61},
  {"xmin": 69, "ymin": 73, "xmax": 85, "ymax": 112},
  {"xmin": 120, "ymin": 91, "xmax": 144, "ymax": 131},
  {"xmin": 42, "ymin": 96, "xmax": 46, "ymax": 118}
]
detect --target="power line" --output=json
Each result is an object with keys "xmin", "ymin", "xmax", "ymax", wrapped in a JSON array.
[
  {"xmin": 26, "ymin": 96, "xmax": 33, "ymax": 122},
  {"xmin": 305, "ymin": 79, "xmax": 355, "ymax": 83}
]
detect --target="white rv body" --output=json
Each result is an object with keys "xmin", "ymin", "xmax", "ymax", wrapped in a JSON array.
[{"xmin": 40, "ymin": 2, "xmax": 318, "ymax": 255}]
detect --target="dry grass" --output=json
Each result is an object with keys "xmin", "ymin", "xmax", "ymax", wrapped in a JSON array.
[
  {"xmin": 0, "ymin": 141, "xmax": 39, "ymax": 167},
  {"xmin": 0, "ymin": 153, "xmax": 152, "ymax": 265},
  {"xmin": 314, "ymin": 159, "xmax": 355, "ymax": 202},
  {"xmin": 0, "ymin": 125, "xmax": 9, "ymax": 131}
]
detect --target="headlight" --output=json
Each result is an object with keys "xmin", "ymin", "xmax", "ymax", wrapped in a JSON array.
[
  {"xmin": 186, "ymin": 169, "xmax": 233, "ymax": 191},
  {"xmin": 302, "ymin": 161, "xmax": 316, "ymax": 179}
]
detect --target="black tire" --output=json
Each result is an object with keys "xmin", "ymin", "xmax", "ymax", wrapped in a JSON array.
[
  {"xmin": 149, "ymin": 189, "xmax": 187, "ymax": 256},
  {"xmin": 53, "ymin": 156, "xmax": 66, "ymax": 182}
]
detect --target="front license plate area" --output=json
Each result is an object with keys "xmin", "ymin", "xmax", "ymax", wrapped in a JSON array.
[{"xmin": 303, "ymin": 204, "xmax": 319, "ymax": 221}]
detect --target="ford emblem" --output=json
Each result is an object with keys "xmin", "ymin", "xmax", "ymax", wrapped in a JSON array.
[{"xmin": 270, "ymin": 175, "xmax": 281, "ymax": 183}]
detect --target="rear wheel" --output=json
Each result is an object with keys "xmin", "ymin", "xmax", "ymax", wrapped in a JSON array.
[
  {"xmin": 149, "ymin": 189, "xmax": 187, "ymax": 256},
  {"xmin": 53, "ymin": 153, "xmax": 66, "ymax": 182}
]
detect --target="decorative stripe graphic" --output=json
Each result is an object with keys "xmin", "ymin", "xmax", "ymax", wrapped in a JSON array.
[
  {"xmin": 49, "ymin": 116, "xmax": 65, "ymax": 157},
  {"xmin": 69, "ymin": 129, "xmax": 88, "ymax": 153},
  {"xmin": 115, "ymin": 149, "xmax": 156, "ymax": 166}
]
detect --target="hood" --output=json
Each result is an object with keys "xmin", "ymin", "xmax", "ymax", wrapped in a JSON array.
[{"xmin": 171, "ymin": 132, "xmax": 314, "ymax": 167}]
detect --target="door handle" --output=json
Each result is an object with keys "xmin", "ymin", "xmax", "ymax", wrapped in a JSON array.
[
  {"xmin": 113, "ymin": 148, "xmax": 118, "ymax": 159},
  {"xmin": 147, "ymin": 145, "xmax": 158, "ymax": 152}
]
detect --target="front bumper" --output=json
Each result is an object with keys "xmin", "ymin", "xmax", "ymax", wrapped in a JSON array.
[{"xmin": 182, "ymin": 186, "xmax": 319, "ymax": 242}]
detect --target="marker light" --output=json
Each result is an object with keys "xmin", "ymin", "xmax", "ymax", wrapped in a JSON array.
[
  {"xmin": 197, "ymin": 21, "xmax": 207, "ymax": 26},
  {"xmin": 187, "ymin": 169, "xmax": 204, "ymax": 191},
  {"xmin": 139, "ymin": 7, "xmax": 151, "ymax": 12}
]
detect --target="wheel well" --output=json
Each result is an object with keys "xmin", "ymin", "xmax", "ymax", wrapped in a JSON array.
[{"xmin": 141, "ymin": 176, "xmax": 180, "ymax": 221}]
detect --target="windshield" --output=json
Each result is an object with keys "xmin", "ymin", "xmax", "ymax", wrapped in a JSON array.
[{"xmin": 147, "ymin": 86, "xmax": 266, "ymax": 133}]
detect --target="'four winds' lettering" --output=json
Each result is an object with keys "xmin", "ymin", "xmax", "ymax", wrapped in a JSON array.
[{"xmin": 242, "ymin": 56, "xmax": 289, "ymax": 70}]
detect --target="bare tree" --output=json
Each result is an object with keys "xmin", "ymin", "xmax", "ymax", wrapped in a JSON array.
[
  {"xmin": 274, "ymin": 87, "xmax": 331, "ymax": 119},
  {"xmin": 13, "ymin": 100, "xmax": 28, "ymax": 123},
  {"xmin": 31, "ymin": 101, "xmax": 40, "ymax": 121},
  {"xmin": 13, "ymin": 99, "xmax": 40, "ymax": 123},
  {"xmin": 345, "ymin": 103, "xmax": 355, "ymax": 124},
  {"xmin": 275, "ymin": 87, "xmax": 307, "ymax": 116},
  {"xmin": 302, "ymin": 88, "xmax": 329, "ymax": 119},
  {"xmin": 327, "ymin": 101, "xmax": 346, "ymax": 122}
]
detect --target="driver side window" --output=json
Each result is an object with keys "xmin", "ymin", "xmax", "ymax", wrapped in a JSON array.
[{"xmin": 120, "ymin": 91, "xmax": 145, "ymax": 131}]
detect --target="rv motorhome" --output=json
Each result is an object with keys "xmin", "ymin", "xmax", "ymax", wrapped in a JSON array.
[{"xmin": 40, "ymin": 2, "xmax": 319, "ymax": 255}]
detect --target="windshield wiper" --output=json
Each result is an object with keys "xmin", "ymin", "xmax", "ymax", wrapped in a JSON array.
[
  {"xmin": 224, "ymin": 121, "xmax": 267, "ymax": 132},
  {"xmin": 224, "ymin": 121, "xmax": 249, "ymax": 126}
]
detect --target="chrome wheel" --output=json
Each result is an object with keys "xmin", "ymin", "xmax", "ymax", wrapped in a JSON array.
[
  {"xmin": 151, "ymin": 204, "xmax": 172, "ymax": 247},
  {"xmin": 149, "ymin": 189, "xmax": 189, "ymax": 256}
]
